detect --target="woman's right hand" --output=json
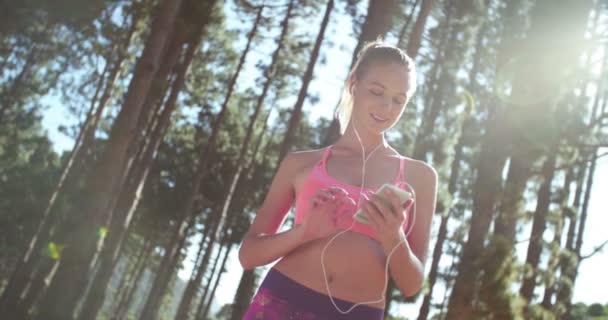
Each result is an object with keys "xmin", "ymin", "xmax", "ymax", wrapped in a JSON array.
[{"xmin": 300, "ymin": 187, "xmax": 356, "ymax": 243}]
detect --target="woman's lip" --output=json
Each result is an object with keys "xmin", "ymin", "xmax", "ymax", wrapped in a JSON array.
[{"xmin": 370, "ymin": 113, "xmax": 388, "ymax": 122}]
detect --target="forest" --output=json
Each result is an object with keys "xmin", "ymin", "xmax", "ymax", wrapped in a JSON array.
[{"xmin": 0, "ymin": 0, "xmax": 607, "ymax": 319}]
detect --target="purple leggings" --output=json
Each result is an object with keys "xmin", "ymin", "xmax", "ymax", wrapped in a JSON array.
[{"xmin": 242, "ymin": 268, "xmax": 385, "ymax": 320}]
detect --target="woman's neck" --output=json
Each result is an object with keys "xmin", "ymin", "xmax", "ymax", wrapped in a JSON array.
[{"xmin": 335, "ymin": 123, "xmax": 389, "ymax": 156}]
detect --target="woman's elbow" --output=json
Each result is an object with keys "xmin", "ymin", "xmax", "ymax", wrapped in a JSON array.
[
  {"xmin": 238, "ymin": 243, "xmax": 252, "ymax": 270},
  {"xmin": 403, "ymin": 275, "xmax": 425, "ymax": 298},
  {"xmin": 238, "ymin": 238, "xmax": 258, "ymax": 271}
]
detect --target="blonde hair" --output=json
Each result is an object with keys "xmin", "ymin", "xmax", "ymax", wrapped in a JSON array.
[{"xmin": 335, "ymin": 39, "xmax": 417, "ymax": 134}]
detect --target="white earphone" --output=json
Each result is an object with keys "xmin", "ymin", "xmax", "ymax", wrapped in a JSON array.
[{"xmin": 320, "ymin": 116, "xmax": 417, "ymax": 314}]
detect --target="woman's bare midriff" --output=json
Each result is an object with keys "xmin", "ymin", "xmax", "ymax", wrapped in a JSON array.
[
  {"xmin": 273, "ymin": 231, "xmax": 389, "ymax": 310},
  {"xmin": 272, "ymin": 153, "xmax": 395, "ymax": 310}
]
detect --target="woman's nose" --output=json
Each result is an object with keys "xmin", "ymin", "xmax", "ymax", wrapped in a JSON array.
[{"xmin": 381, "ymin": 96, "xmax": 395, "ymax": 109}]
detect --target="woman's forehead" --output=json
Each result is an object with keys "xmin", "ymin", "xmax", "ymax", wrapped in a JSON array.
[{"xmin": 362, "ymin": 63, "xmax": 410, "ymax": 95}]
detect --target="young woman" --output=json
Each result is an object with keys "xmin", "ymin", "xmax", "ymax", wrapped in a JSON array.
[{"xmin": 238, "ymin": 40, "xmax": 438, "ymax": 320}]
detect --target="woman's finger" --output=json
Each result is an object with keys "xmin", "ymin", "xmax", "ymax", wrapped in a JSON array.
[
  {"xmin": 310, "ymin": 194, "xmax": 328, "ymax": 207},
  {"xmin": 368, "ymin": 194, "xmax": 390, "ymax": 224},
  {"xmin": 316, "ymin": 189, "xmax": 332, "ymax": 199},
  {"xmin": 385, "ymin": 189, "xmax": 404, "ymax": 219},
  {"xmin": 360, "ymin": 194, "xmax": 378, "ymax": 225},
  {"xmin": 327, "ymin": 187, "xmax": 349, "ymax": 197},
  {"xmin": 362, "ymin": 200, "xmax": 379, "ymax": 228}
]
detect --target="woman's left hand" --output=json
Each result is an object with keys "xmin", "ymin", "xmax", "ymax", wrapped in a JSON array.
[{"xmin": 362, "ymin": 188, "xmax": 414, "ymax": 250}]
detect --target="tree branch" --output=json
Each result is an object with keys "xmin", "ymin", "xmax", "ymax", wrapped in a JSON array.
[{"xmin": 581, "ymin": 239, "xmax": 608, "ymax": 260}]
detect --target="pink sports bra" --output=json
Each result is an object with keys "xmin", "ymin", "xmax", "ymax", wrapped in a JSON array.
[{"xmin": 293, "ymin": 144, "xmax": 413, "ymax": 242}]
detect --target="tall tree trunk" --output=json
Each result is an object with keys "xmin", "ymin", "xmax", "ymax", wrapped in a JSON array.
[
  {"xmin": 0, "ymin": 14, "xmax": 138, "ymax": 315},
  {"xmin": 278, "ymin": 0, "xmax": 333, "ymax": 162},
  {"xmin": 417, "ymin": 119, "xmax": 467, "ymax": 320},
  {"xmin": 137, "ymin": 3, "xmax": 259, "ymax": 319},
  {"xmin": 446, "ymin": 1, "xmax": 592, "ymax": 318},
  {"xmin": 173, "ymin": 1, "xmax": 294, "ymax": 317},
  {"xmin": 77, "ymin": 32, "xmax": 199, "ymax": 320},
  {"xmin": 227, "ymin": 120, "xmax": 278, "ymax": 320},
  {"xmin": 198, "ymin": 238, "xmax": 228, "ymax": 320},
  {"xmin": 477, "ymin": 151, "xmax": 534, "ymax": 319},
  {"xmin": 182, "ymin": 107, "xmax": 270, "ymax": 320},
  {"xmin": 520, "ymin": 153, "xmax": 557, "ymax": 310},
  {"xmin": 111, "ymin": 237, "xmax": 152, "ymax": 318},
  {"xmin": 110, "ymin": 237, "xmax": 149, "ymax": 313},
  {"xmin": 396, "ymin": 0, "xmax": 421, "ymax": 47},
  {"xmin": 230, "ymin": 270, "xmax": 259, "ymax": 320},
  {"xmin": 445, "ymin": 108, "xmax": 511, "ymax": 320},
  {"xmin": 0, "ymin": 45, "xmax": 37, "ymax": 124},
  {"xmin": 33, "ymin": 1, "xmax": 183, "ymax": 319},
  {"xmin": 556, "ymin": 149, "xmax": 597, "ymax": 319},
  {"xmin": 521, "ymin": 27, "xmax": 601, "ymax": 306},
  {"xmin": 417, "ymin": 12, "xmax": 487, "ymax": 316},
  {"xmin": 174, "ymin": 210, "xmax": 221, "ymax": 320},
  {"xmin": 555, "ymin": 159, "xmax": 587, "ymax": 317},
  {"xmin": 541, "ymin": 168, "xmax": 573, "ymax": 309},
  {"xmin": 405, "ymin": 0, "xmax": 435, "ymax": 58},
  {"xmin": 412, "ymin": 1, "xmax": 485, "ymax": 162},
  {"xmin": 112, "ymin": 240, "xmax": 153, "ymax": 320},
  {"xmin": 564, "ymin": 149, "xmax": 598, "ymax": 317},
  {"xmin": 196, "ymin": 241, "xmax": 233, "ymax": 320}
]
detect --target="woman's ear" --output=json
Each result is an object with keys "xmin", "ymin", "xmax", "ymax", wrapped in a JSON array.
[{"xmin": 348, "ymin": 76, "xmax": 358, "ymax": 95}]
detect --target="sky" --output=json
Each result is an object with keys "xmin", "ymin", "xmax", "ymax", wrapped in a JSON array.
[{"xmin": 37, "ymin": 2, "xmax": 608, "ymax": 318}]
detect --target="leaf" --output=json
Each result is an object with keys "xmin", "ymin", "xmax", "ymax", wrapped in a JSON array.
[
  {"xmin": 48, "ymin": 242, "xmax": 65, "ymax": 260},
  {"xmin": 98, "ymin": 227, "xmax": 108, "ymax": 239}
]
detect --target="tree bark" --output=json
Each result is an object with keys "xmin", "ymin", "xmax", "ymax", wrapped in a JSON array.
[
  {"xmin": 112, "ymin": 237, "xmax": 152, "ymax": 320},
  {"xmin": 446, "ymin": 1, "xmax": 592, "ymax": 318},
  {"xmin": 137, "ymin": 3, "xmax": 260, "ymax": 319},
  {"xmin": 520, "ymin": 153, "xmax": 557, "ymax": 309},
  {"xmin": 396, "ymin": 0, "xmax": 421, "ymax": 48},
  {"xmin": 172, "ymin": 0, "xmax": 295, "ymax": 317},
  {"xmin": 0, "ymin": 11, "xmax": 139, "ymax": 317},
  {"xmin": 174, "ymin": 211, "xmax": 221, "ymax": 320},
  {"xmin": 541, "ymin": 168, "xmax": 573, "ymax": 309},
  {"xmin": 77, "ymin": 31, "xmax": 198, "ymax": 320},
  {"xmin": 33, "ymin": 1, "xmax": 183, "ymax": 318},
  {"xmin": 278, "ymin": 0, "xmax": 333, "ymax": 162},
  {"xmin": 230, "ymin": 269, "xmax": 259, "ymax": 320},
  {"xmin": 199, "ymin": 238, "xmax": 230, "ymax": 320},
  {"xmin": 406, "ymin": 0, "xmax": 435, "ymax": 58},
  {"xmin": 417, "ymin": 116, "xmax": 467, "ymax": 320},
  {"xmin": 0, "ymin": 45, "xmax": 37, "ymax": 125}
]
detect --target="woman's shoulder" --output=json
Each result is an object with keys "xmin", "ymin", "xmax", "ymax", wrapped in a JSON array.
[
  {"xmin": 282, "ymin": 146, "xmax": 328, "ymax": 170},
  {"xmin": 397, "ymin": 154, "xmax": 438, "ymax": 183}
]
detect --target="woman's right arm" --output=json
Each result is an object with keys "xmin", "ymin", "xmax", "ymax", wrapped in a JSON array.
[{"xmin": 238, "ymin": 152, "xmax": 309, "ymax": 270}]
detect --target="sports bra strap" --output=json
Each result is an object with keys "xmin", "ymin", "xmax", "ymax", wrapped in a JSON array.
[
  {"xmin": 395, "ymin": 156, "xmax": 406, "ymax": 183},
  {"xmin": 318, "ymin": 145, "xmax": 333, "ymax": 167}
]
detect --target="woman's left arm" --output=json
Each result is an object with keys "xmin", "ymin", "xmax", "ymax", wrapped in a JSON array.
[{"xmin": 363, "ymin": 161, "xmax": 438, "ymax": 297}]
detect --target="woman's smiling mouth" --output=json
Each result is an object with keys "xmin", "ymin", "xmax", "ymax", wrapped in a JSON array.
[{"xmin": 370, "ymin": 113, "xmax": 388, "ymax": 122}]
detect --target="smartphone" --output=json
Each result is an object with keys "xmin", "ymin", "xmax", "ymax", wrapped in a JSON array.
[{"xmin": 353, "ymin": 183, "xmax": 413, "ymax": 225}]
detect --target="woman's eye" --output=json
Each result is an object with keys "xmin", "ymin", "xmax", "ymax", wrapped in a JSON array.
[
  {"xmin": 370, "ymin": 90, "xmax": 383, "ymax": 96},
  {"xmin": 393, "ymin": 98, "xmax": 405, "ymax": 105}
]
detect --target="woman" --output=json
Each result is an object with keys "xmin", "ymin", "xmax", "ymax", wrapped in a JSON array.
[{"xmin": 238, "ymin": 40, "xmax": 438, "ymax": 320}]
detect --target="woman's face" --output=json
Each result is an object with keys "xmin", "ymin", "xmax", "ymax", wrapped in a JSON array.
[{"xmin": 350, "ymin": 61, "xmax": 411, "ymax": 134}]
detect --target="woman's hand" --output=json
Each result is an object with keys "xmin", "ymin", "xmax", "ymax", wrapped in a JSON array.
[
  {"xmin": 361, "ymin": 187, "xmax": 415, "ymax": 250},
  {"xmin": 300, "ymin": 187, "xmax": 355, "ymax": 243}
]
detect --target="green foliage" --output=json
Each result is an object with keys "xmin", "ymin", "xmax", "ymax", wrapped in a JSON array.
[{"xmin": 569, "ymin": 302, "xmax": 608, "ymax": 320}]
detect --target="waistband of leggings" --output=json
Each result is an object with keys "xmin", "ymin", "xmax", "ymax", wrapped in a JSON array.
[{"xmin": 260, "ymin": 267, "xmax": 385, "ymax": 319}]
